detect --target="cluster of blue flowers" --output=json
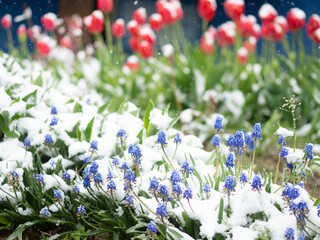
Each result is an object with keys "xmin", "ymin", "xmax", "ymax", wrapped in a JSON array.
[
  {"xmin": 24, "ymin": 137, "xmax": 31, "ymax": 149},
  {"xmin": 44, "ymin": 133, "xmax": 54, "ymax": 146},
  {"xmin": 124, "ymin": 195, "xmax": 134, "ymax": 208},
  {"xmin": 63, "ymin": 172, "xmax": 71, "ymax": 181},
  {"xmin": 156, "ymin": 202, "xmax": 168, "ymax": 220},
  {"xmin": 77, "ymin": 205, "xmax": 87, "ymax": 217},
  {"xmin": 214, "ymin": 115, "xmax": 223, "ymax": 133},
  {"xmin": 239, "ymin": 171, "xmax": 248, "ymax": 184},
  {"xmin": 53, "ymin": 190, "xmax": 63, "ymax": 202},
  {"xmin": 284, "ymin": 227, "xmax": 294, "ymax": 240},
  {"xmin": 117, "ymin": 129, "xmax": 128, "ymax": 141},
  {"xmin": 8, "ymin": 171, "xmax": 19, "ymax": 188},
  {"xmin": 224, "ymin": 175, "xmax": 235, "ymax": 193},
  {"xmin": 181, "ymin": 161, "xmax": 194, "ymax": 174},
  {"xmin": 50, "ymin": 116, "xmax": 58, "ymax": 126},
  {"xmin": 90, "ymin": 140, "xmax": 98, "ymax": 151},
  {"xmin": 35, "ymin": 173, "xmax": 44, "ymax": 184},
  {"xmin": 147, "ymin": 221, "xmax": 157, "ymax": 236},
  {"xmin": 226, "ymin": 152, "xmax": 235, "ymax": 168},
  {"xmin": 40, "ymin": 206, "xmax": 50, "ymax": 217},
  {"xmin": 212, "ymin": 134, "xmax": 220, "ymax": 148},
  {"xmin": 278, "ymin": 136, "xmax": 287, "ymax": 146},
  {"xmin": 156, "ymin": 130, "xmax": 168, "ymax": 146},
  {"xmin": 128, "ymin": 144, "xmax": 142, "ymax": 164},
  {"xmin": 251, "ymin": 174, "xmax": 262, "ymax": 192},
  {"xmin": 304, "ymin": 143, "xmax": 313, "ymax": 161},
  {"xmin": 174, "ymin": 132, "xmax": 182, "ymax": 144}
]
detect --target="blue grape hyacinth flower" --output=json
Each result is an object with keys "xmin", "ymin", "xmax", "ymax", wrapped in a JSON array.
[
  {"xmin": 174, "ymin": 132, "xmax": 182, "ymax": 144},
  {"xmin": 24, "ymin": 137, "xmax": 31, "ymax": 149},
  {"xmin": 251, "ymin": 174, "xmax": 262, "ymax": 192},
  {"xmin": 50, "ymin": 116, "xmax": 58, "ymax": 126},
  {"xmin": 147, "ymin": 221, "xmax": 157, "ymax": 234},
  {"xmin": 212, "ymin": 134, "xmax": 220, "ymax": 148},
  {"xmin": 284, "ymin": 227, "xmax": 294, "ymax": 240},
  {"xmin": 252, "ymin": 123, "xmax": 261, "ymax": 140},
  {"xmin": 214, "ymin": 115, "xmax": 223, "ymax": 132},
  {"xmin": 156, "ymin": 130, "xmax": 168, "ymax": 146},
  {"xmin": 40, "ymin": 206, "xmax": 50, "ymax": 217},
  {"xmin": 51, "ymin": 105, "xmax": 57, "ymax": 115},
  {"xmin": 224, "ymin": 175, "xmax": 235, "ymax": 193},
  {"xmin": 90, "ymin": 140, "xmax": 98, "ymax": 151}
]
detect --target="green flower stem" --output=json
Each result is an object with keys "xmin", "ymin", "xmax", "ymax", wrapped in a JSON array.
[
  {"xmin": 171, "ymin": 144, "xmax": 178, "ymax": 162},
  {"xmin": 274, "ymin": 155, "xmax": 281, "ymax": 184},
  {"xmin": 215, "ymin": 147, "xmax": 220, "ymax": 182},
  {"xmin": 132, "ymin": 191, "xmax": 156, "ymax": 215},
  {"xmin": 104, "ymin": 13, "xmax": 113, "ymax": 51},
  {"xmin": 249, "ymin": 141, "xmax": 256, "ymax": 179},
  {"xmin": 6, "ymin": 28, "xmax": 14, "ymax": 53},
  {"xmin": 161, "ymin": 145, "xmax": 175, "ymax": 169},
  {"xmin": 202, "ymin": 20, "xmax": 207, "ymax": 34}
]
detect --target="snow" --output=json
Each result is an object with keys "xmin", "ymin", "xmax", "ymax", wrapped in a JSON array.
[
  {"xmin": 149, "ymin": 108, "xmax": 173, "ymax": 130},
  {"xmin": 275, "ymin": 126, "xmax": 294, "ymax": 138},
  {"xmin": 259, "ymin": 4, "xmax": 277, "ymax": 19},
  {"xmin": 162, "ymin": 44, "xmax": 174, "ymax": 58},
  {"xmin": 290, "ymin": 8, "xmax": 306, "ymax": 20}
]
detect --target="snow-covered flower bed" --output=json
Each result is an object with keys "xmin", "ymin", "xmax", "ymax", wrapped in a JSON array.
[{"xmin": 1, "ymin": 54, "xmax": 320, "ymax": 239}]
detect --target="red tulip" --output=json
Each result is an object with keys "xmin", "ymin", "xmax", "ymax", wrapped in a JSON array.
[
  {"xmin": 306, "ymin": 14, "xmax": 320, "ymax": 38},
  {"xmin": 129, "ymin": 37, "xmax": 139, "ymax": 52},
  {"xmin": 237, "ymin": 15, "xmax": 256, "ymax": 38},
  {"xmin": 156, "ymin": 0, "xmax": 166, "ymax": 13},
  {"xmin": 207, "ymin": 26, "xmax": 217, "ymax": 39},
  {"xmin": 1, "ymin": 14, "xmax": 12, "ymax": 29},
  {"xmin": 224, "ymin": 0, "xmax": 245, "ymax": 21},
  {"xmin": 97, "ymin": 0, "xmax": 113, "ymax": 14},
  {"xmin": 133, "ymin": 7, "xmax": 147, "ymax": 25},
  {"xmin": 312, "ymin": 28, "xmax": 320, "ymax": 44},
  {"xmin": 237, "ymin": 47, "xmax": 248, "ymax": 64},
  {"xmin": 112, "ymin": 18, "xmax": 125, "ymax": 38},
  {"xmin": 261, "ymin": 22, "xmax": 284, "ymax": 42},
  {"xmin": 41, "ymin": 13, "xmax": 57, "ymax": 31},
  {"xmin": 127, "ymin": 20, "xmax": 140, "ymax": 36},
  {"xmin": 258, "ymin": 3, "xmax": 277, "ymax": 23},
  {"xmin": 70, "ymin": 14, "xmax": 83, "ymax": 29},
  {"xmin": 140, "ymin": 25, "xmax": 157, "ymax": 45},
  {"xmin": 149, "ymin": 13, "xmax": 163, "ymax": 31},
  {"xmin": 84, "ymin": 11, "xmax": 104, "ymax": 34},
  {"xmin": 125, "ymin": 55, "xmax": 139, "ymax": 72},
  {"xmin": 17, "ymin": 24, "xmax": 27, "ymax": 37},
  {"xmin": 27, "ymin": 25, "xmax": 41, "ymax": 41},
  {"xmin": 243, "ymin": 36, "xmax": 257, "ymax": 53},
  {"xmin": 60, "ymin": 35, "xmax": 72, "ymax": 48},
  {"xmin": 158, "ymin": 2, "xmax": 177, "ymax": 25},
  {"xmin": 251, "ymin": 23, "xmax": 261, "ymax": 39},
  {"xmin": 198, "ymin": 0, "xmax": 217, "ymax": 22},
  {"xmin": 286, "ymin": 8, "xmax": 306, "ymax": 31},
  {"xmin": 275, "ymin": 16, "xmax": 289, "ymax": 33},
  {"xmin": 217, "ymin": 21, "xmax": 236, "ymax": 47},
  {"xmin": 200, "ymin": 31, "xmax": 214, "ymax": 54},
  {"xmin": 171, "ymin": 0, "xmax": 183, "ymax": 20},
  {"xmin": 37, "ymin": 37, "xmax": 52, "ymax": 56},
  {"xmin": 139, "ymin": 40, "xmax": 153, "ymax": 58}
]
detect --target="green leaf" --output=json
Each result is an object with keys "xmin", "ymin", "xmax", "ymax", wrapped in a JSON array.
[
  {"xmin": 73, "ymin": 102, "xmax": 82, "ymax": 113},
  {"xmin": 7, "ymin": 220, "xmax": 43, "ymax": 240},
  {"xmin": 98, "ymin": 103, "xmax": 108, "ymax": 114},
  {"xmin": 144, "ymin": 100, "xmax": 154, "ymax": 130},
  {"xmin": 126, "ymin": 222, "xmax": 147, "ymax": 233},
  {"xmin": 2, "ymin": 125, "xmax": 20, "ymax": 138},
  {"xmin": 22, "ymin": 89, "xmax": 37, "ymax": 102},
  {"xmin": 214, "ymin": 176, "xmax": 220, "ymax": 191},
  {"xmin": 32, "ymin": 74, "xmax": 43, "ymax": 87},
  {"xmin": 107, "ymin": 96, "xmax": 125, "ymax": 113},
  {"xmin": 85, "ymin": 117, "xmax": 95, "ymax": 142},
  {"xmin": 314, "ymin": 196, "xmax": 320, "ymax": 207},
  {"xmin": 136, "ymin": 129, "xmax": 143, "ymax": 144},
  {"xmin": 168, "ymin": 228, "xmax": 184, "ymax": 239},
  {"xmin": 71, "ymin": 230, "xmax": 106, "ymax": 237},
  {"xmin": 218, "ymin": 198, "xmax": 224, "ymax": 224}
]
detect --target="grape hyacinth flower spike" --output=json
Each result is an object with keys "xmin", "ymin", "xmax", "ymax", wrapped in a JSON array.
[
  {"xmin": 251, "ymin": 174, "xmax": 262, "ymax": 193},
  {"xmin": 284, "ymin": 227, "xmax": 294, "ymax": 240},
  {"xmin": 40, "ymin": 206, "xmax": 50, "ymax": 218},
  {"xmin": 156, "ymin": 130, "xmax": 168, "ymax": 147},
  {"xmin": 24, "ymin": 137, "xmax": 31, "ymax": 149},
  {"xmin": 77, "ymin": 205, "xmax": 87, "ymax": 218},
  {"xmin": 146, "ymin": 221, "xmax": 157, "ymax": 237},
  {"xmin": 214, "ymin": 115, "xmax": 223, "ymax": 133}
]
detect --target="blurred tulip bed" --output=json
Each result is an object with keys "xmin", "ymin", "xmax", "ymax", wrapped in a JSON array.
[{"xmin": 1, "ymin": 0, "xmax": 320, "ymax": 239}]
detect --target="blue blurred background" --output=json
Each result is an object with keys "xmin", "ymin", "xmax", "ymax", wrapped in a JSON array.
[{"xmin": 0, "ymin": 0, "xmax": 319, "ymax": 53}]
